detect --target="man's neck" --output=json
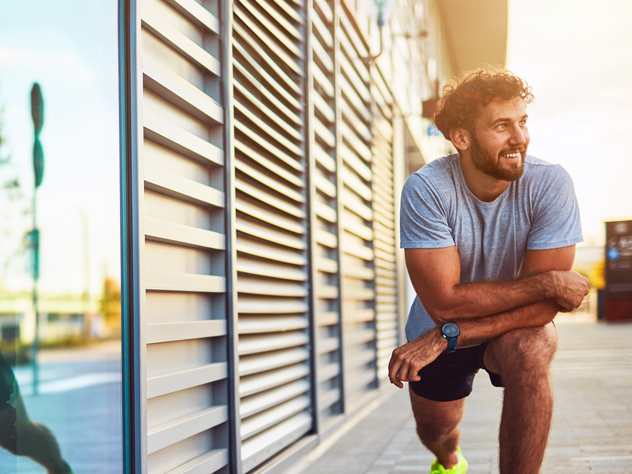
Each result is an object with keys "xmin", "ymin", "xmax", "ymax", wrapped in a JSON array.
[{"xmin": 458, "ymin": 152, "xmax": 510, "ymax": 202}]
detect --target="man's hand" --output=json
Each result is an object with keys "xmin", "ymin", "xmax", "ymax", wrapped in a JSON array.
[
  {"xmin": 550, "ymin": 271, "xmax": 590, "ymax": 311},
  {"xmin": 388, "ymin": 328, "xmax": 445, "ymax": 389}
]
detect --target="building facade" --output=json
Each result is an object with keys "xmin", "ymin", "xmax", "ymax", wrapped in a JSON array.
[{"xmin": 116, "ymin": 0, "xmax": 508, "ymax": 473}]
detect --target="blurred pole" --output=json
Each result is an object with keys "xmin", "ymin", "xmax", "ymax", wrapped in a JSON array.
[
  {"xmin": 80, "ymin": 209, "xmax": 91, "ymax": 340},
  {"xmin": 31, "ymin": 83, "xmax": 44, "ymax": 395}
]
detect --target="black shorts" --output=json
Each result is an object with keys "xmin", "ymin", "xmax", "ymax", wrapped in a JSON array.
[{"xmin": 408, "ymin": 341, "xmax": 503, "ymax": 402}]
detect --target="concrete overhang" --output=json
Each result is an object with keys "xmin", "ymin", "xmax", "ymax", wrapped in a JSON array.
[{"xmin": 436, "ymin": 0, "xmax": 508, "ymax": 76}]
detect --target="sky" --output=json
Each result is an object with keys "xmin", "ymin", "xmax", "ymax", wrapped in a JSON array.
[
  {"xmin": 507, "ymin": 0, "xmax": 632, "ymax": 246},
  {"xmin": 0, "ymin": 1, "xmax": 120, "ymax": 294}
]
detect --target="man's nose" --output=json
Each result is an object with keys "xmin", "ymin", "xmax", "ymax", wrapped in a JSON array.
[{"xmin": 509, "ymin": 124, "xmax": 527, "ymax": 145}]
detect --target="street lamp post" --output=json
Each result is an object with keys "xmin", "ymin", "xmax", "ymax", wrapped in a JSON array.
[{"xmin": 30, "ymin": 83, "xmax": 44, "ymax": 395}]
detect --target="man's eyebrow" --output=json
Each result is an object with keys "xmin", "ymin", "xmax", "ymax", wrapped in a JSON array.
[{"xmin": 489, "ymin": 114, "xmax": 529, "ymax": 126}]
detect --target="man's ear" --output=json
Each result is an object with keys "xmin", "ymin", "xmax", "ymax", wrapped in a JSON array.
[{"xmin": 449, "ymin": 128, "xmax": 470, "ymax": 151}]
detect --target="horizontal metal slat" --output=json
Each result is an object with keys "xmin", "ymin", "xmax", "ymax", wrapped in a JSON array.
[
  {"xmin": 341, "ymin": 122, "xmax": 371, "ymax": 162},
  {"xmin": 239, "ymin": 348, "xmax": 309, "ymax": 376},
  {"xmin": 234, "ymin": 62, "xmax": 302, "ymax": 127},
  {"xmin": 318, "ymin": 285, "xmax": 339, "ymax": 299},
  {"xmin": 148, "ymin": 406, "xmax": 228, "ymax": 454},
  {"xmin": 317, "ymin": 362, "xmax": 340, "ymax": 383},
  {"xmin": 236, "ymin": 241, "xmax": 306, "ymax": 265},
  {"xmin": 341, "ymin": 144, "xmax": 371, "ymax": 181},
  {"xmin": 164, "ymin": 449, "xmax": 228, "ymax": 474},
  {"xmin": 145, "ymin": 217, "xmax": 225, "ymax": 250},
  {"xmin": 312, "ymin": 63, "xmax": 334, "ymax": 98},
  {"xmin": 142, "ymin": 8, "xmax": 220, "ymax": 75},
  {"xmin": 239, "ymin": 332, "xmax": 309, "ymax": 356},
  {"xmin": 235, "ymin": 160, "xmax": 303, "ymax": 204},
  {"xmin": 342, "ymin": 167, "xmax": 372, "ymax": 201},
  {"xmin": 344, "ymin": 265, "xmax": 375, "ymax": 280},
  {"xmin": 236, "ymin": 260, "xmax": 306, "ymax": 281},
  {"xmin": 342, "ymin": 190, "xmax": 373, "ymax": 221},
  {"xmin": 148, "ymin": 363, "xmax": 227, "ymax": 398},
  {"xmin": 316, "ymin": 311, "xmax": 338, "ymax": 326},
  {"xmin": 234, "ymin": 101, "xmax": 303, "ymax": 156},
  {"xmin": 339, "ymin": 77, "xmax": 371, "ymax": 122},
  {"xmin": 318, "ymin": 388, "xmax": 340, "ymax": 411},
  {"xmin": 246, "ymin": 0, "xmax": 303, "ymax": 40},
  {"xmin": 237, "ymin": 279, "xmax": 307, "ymax": 297},
  {"xmin": 313, "ymin": 92, "xmax": 335, "ymax": 124},
  {"xmin": 235, "ymin": 124, "xmax": 303, "ymax": 173},
  {"xmin": 240, "ymin": 396, "xmax": 310, "ymax": 441},
  {"xmin": 240, "ymin": 380, "xmax": 310, "ymax": 418},
  {"xmin": 236, "ymin": 200, "xmax": 304, "ymax": 234},
  {"xmin": 236, "ymin": 178, "xmax": 305, "ymax": 218},
  {"xmin": 316, "ymin": 229, "xmax": 338, "ymax": 248},
  {"xmin": 238, "ymin": 299, "xmax": 308, "ymax": 314},
  {"xmin": 338, "ymin": 6, "xmax": 369, "ymax": 60},
  {"xmin": 314, "ymin": 172, "xmax": 336, "ymax": 198},
  {"xmin": 236, "ymin": 220, "xmax": 305, "ymax": 249},
  {"xmin": 342, "ymin": 240, "xmax": 373, "ymax": 261},
  {"xmin": 240, "ymin": 412, "xmax": 311, "ymax": 470},
  {"xmin": 342, "ymin": 218, "xmax": 373, "ymax": 241},
  {"xmin": 317, "ymin": 337, "xmax": 339, "ymax": 354},
  {"xmin": 240, "ymin": 365, "xmax": 310, "ymax": 397},
  {"xmin": 234, "ymin": 5, "xmax": 302, "ymax": 75},
  {"xmin": 232, "ymin": 38, "xmax": 302, "ymax": 107},
  {"xmin": 163, "ymin": 0, "xmax": 220, "ymax": 34},
  {"xmin": 145, "ymin": 272, "xmax": 225, "ymax": 293},
  {"xmin": 143, "ymin": 64, "xmax": 223, "ymax": 124},
  {"xmin": 239, "ymin": 316, "xmax": 308, "ymax": 334},
  {"xmin": 147, "ymin": 320, "xmax": 227, "ymax": 344},
  {"xmin": 235, "ymin": 139, "xmax": 303, "ymax": 187},
  {"xmin": 315, "ymin": 201, "xmax": 336, "ymax": 223},
  {"xmin": 234, "ymin": 79, "xmax": 303, "ymax": 141},
  {"xmin": 338, "ymin": 53, "xmax": 370, "ymax": 103},
  {"xmin": 314, "ymin": 143, "xmax": 336, "ymax": 172},
  {"xmin": 314, "ymin": 119, "xmax": 335, "ymax": 148},
  {"xmin": 316, "ymin": 257, "xmax": 338, "ymax": 273},
  {"xmin": 144, "ymin": 111, "xmax": 223, "ymax": 166},
  {"xmin": 341, "ymin": 102, "xmax": 371, "ymax": 142},
  {"xmin": 342, "ymin": 287, "xmax": 375, "ymax": 300},
  {"xmin": 312, "ymin": 35, "xmax": 334, "ymax": 73},
  {"xmin": 313, "ymin": 0, "xmax": 333, "ymax": 23},
  {"xmin": 269, "ymin": 0, "xmax": 304, "ymax": 22},
  {"xmin": 239, "ymin": 0, "xmax": 302, "ymax": 48},
  {"xmin": 145, "ymin": 165, "xmax": 225, "ymax": 208},
  {"xmin": 311, "ymin": 10, "xmax": 333, "ymax": 48}
]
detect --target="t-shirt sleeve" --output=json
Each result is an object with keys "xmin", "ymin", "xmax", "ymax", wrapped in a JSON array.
[
  {"xmin": 527, "ymin": 165, "xmax": 583, "ymax": 250},
  {"xmin": 400, "ymin": 173, "xmax": 455, "ymax": 249}
]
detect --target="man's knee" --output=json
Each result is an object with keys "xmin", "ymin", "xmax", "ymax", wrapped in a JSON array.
[
  {"xmin": 490, "ymin": 323, "xmax": 558, "ymax": 378},
  {"xmin": 409, "ymin": 389, "xmax": 464, "ymax": 442}
]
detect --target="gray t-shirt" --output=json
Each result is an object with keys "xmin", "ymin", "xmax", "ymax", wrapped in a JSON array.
[{"xmin": 400, "ymin": 154, "xmax": 583, "ymax": 341}]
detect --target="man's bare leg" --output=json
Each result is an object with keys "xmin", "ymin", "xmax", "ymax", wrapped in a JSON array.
[
  {"xmin": 409, "ymin": 387, "xmax": 465, "ymax": 469},
  {"xmin": 484, "ymin": 323, "xmax": 558, "ymax": 474},
  {"xmin": 0, "ymin": 393, "xmax": 70, "ymax": 474}
]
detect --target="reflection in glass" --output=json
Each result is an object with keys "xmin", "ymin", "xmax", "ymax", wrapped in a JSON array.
[{"xmin": 0, "ymin": 1, "xmax": 121, "ymax": 472}]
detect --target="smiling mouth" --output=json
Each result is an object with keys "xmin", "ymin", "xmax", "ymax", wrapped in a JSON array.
[{"xmin": 500, "ymin": 151, "xmax": 523, "ymax": 159}]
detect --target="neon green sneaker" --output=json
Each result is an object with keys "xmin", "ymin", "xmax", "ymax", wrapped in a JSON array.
[{"xmin": 429, "ymin": 446, "xmax": 468, "ymax": 474}]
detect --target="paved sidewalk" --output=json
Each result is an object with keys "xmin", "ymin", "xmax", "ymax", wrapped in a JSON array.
[{"xmin": 294, "ymin": 320, "xmax": 632, "ymax": 474}]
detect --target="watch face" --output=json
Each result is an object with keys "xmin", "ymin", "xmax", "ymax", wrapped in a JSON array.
[{"xmin": 442, "ymin": 323, "xmax": 460, "ymax": 338}]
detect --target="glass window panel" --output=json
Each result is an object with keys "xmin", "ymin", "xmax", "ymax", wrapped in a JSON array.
[{"xmin": 0, "ymin": 1, "xmax": 122, "ymax": 473}]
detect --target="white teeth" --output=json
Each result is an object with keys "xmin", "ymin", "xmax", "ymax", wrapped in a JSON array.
[{"xmin": 503, "ymin": 152, "xmax": 520, "ymax": 158}]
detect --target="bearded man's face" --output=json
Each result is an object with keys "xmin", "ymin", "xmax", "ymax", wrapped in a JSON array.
[{"xmin": 467, "ymin": 97, "xmax": 530, "ymax": 182}]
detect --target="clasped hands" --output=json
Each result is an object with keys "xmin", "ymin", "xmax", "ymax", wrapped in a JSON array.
[{"xmin": 387, "ymin": 328, "xmax": 445, "ymax": 388}]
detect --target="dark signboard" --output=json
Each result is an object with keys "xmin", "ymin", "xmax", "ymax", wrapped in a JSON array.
[{"xmin": 605, "ymin": 220, "xmax": 632, "ymax": 296}]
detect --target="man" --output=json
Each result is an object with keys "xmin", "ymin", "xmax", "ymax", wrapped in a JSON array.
[{"xmin": 388, "ymin": 69, "xmax": 589, "ymax": 474}]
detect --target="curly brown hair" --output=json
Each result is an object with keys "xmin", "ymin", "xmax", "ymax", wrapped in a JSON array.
[{"xmin": 433, "ymin": 68, "xmax": 534, "ymax": 139}]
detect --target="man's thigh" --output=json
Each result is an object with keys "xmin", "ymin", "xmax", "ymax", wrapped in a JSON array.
[{"xmin": 409, "ymin": 386, "xmax": 466, "ymax": 435}]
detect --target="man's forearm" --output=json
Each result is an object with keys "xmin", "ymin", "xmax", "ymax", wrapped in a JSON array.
[
  {"xmin": 433, "ymin": 272, "xmax": 558, "ymax": 323},
  {"xmin": 453, "ymin": 299, "xmax": 560, "ymax": 347}
]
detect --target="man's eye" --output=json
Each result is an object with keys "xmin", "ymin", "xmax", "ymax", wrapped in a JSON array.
[{"xmin": 496, "ymin": 124, "xmax": 506, "ymax": 130}]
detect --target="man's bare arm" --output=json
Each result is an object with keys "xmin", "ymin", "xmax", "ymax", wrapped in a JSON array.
[
  {"xmin": 389, "ymin": 246, "xmax": 588, "ymax": 387},
  {"xmin": 406, "ymin": 246, "xmax": 588, "ymax": 324}
]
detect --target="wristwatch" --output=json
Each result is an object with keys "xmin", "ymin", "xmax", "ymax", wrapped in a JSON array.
[{"xmin": 441, "ymin": 323, "xmax": 460, "ymax": 353}]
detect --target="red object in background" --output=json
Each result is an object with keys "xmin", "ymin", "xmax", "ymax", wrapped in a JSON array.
[{"xmin": 604, "ymin": 297, "xmax": 632, "ymax": 321}]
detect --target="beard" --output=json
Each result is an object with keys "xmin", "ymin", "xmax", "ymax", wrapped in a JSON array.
[{"xmin": 469, "ymin": 134, "xmax": 526, "ymax": 181}]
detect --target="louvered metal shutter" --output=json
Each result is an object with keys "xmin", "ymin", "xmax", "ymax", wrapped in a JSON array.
[
  {"xmin": 231, "ymin": 0, "xmax": 312, "ymax": 469},
  {"xmin": 139, "ymin": 0, "xmax": 230, "ymax": 473},
  {"xmin": 309, "ymin": 0, "xmax": 345, "ymax": 432},
  {"xmin": 337, "ymin": 2, "xmax": 378, "ymax": 412},
  {"xmin": 370, "ymin": 67, "xmax": 399, "ymax": 384}
]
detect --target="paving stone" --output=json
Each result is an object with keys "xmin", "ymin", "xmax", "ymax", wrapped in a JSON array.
[{"xmin": 295, "ymin": 321, "xmax": 632, "ymax": 474}]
